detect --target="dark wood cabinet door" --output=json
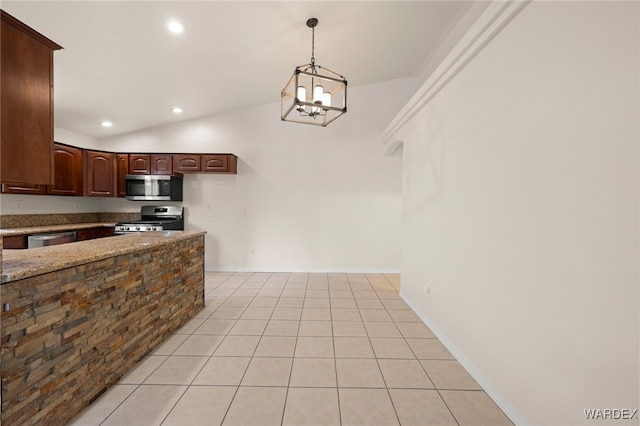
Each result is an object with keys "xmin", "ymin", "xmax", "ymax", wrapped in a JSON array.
[
  {"xmin": 0, "ymin": 11, "xmax": 61, "ymax": 185},
  {"xmin": 75, "ymin": 228, "xmax": 93, "ymax": 241},
  {"xmin": 1, "ymin": 182, "xmax": 47, "ymax": 194},
  {"xmin": 128, "ymin": 155, "xmax": 150, "ymax": 174},
  {"xmin": 77, "ymin": 227, "xmax": 114, "ymax": 241},
  {"xmin": 173, "ymin": 154, "xmax": 201, "ymax": 172},
  {"xmin": 84, "ymin": 151, "xmax": 115, "ymax": 197},
  {"xmin": 100, "ymin": 227, "xmax": 115, "ymax": 238},
  {"xmin": 226, "ymin": 154, "xmax": 238, "ymax": 174},
  {"xmin": 116, "ymin": 154, "xmax": 129, "ymax": 197},
  {"xmin": 48, "ymin": 143, "xmax": 83, "ymax": 196},
  {"xmin": 150, "ymin": 154, "xmax": 173, "ymax": 175},
  {"xmin": 3, "ymin": 235, "xmax": 27, "ymax": 249},
  {"xmin": 201, "ymin": 155, "xmax": 228, "ymax": 172}
]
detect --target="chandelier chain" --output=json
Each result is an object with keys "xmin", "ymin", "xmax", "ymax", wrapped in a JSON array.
[{"xmin": 310, "ymin": 25, "xmax": 315, "ymax": 66}]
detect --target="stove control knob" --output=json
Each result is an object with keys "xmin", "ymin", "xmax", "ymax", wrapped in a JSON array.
[{"xmin": 136, "ymin": 227, "xmax": 141, "ymax": 231}]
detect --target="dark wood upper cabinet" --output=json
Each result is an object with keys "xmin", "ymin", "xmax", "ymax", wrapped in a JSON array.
[
  {"xmin": 150, "ymin": 154, "xmax": 172, "ymax": 175},
  {"xmin": 2, "ymin": 143, "xmax": 84, "ymax": 196},
  {"xmin": 201, "ymin": 155, "xmax": 228, "ymax": 172},
  {"xmin": 173, "ymin": 154, "xmax": 238, "ymax": 174},
  {"xmin": 173, "ymin": 154, "xmax": 201, "ymax": 172},
  {"xmin": 202, "ymin": 154, "xmax": 237, "ymax": 173},
  {"xmin": 48, "ymin": 143, "xmax": 83, "ymax": 196},
  {"xmin": 116, "ymin": 154, "xmax": 129, "ymax": 197},
  {"xmin": 128, "ymin": 154, "xmax": 173, "ymax": 175},
  {"xmin": 3, "ymin": 144, "xmax": 238, "ymax": 198},
  {"xmin": 84, "ymin": 150, "xmax": 115, "ymax": 197},
  {"xmin": 0, "ymin": 11, "xmax": 62, "ymax": 185},
  {"xmin": 128, "ymin": 154, "xmax": 151, "ymax": 174},
  {"xmin": 0, "ymin": 182, "xmax": 47, "ymax": 195}
]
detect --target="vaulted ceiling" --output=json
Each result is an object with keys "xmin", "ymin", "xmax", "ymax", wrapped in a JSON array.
[{"xmin": 2, "ymin": 1, "xmax": 483, "ymax": 138}]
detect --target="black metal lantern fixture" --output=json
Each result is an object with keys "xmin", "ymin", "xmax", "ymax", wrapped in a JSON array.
[{"xmin": 281, "ymin": 18, "xmax": 347, "ymax": 127}]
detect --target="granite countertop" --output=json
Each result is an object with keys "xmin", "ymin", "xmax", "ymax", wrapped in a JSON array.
[
  {"xmin": 1, "ymin": 231, "xmax": 206, "ymax": 284},
  {"xmin": 0, "ymin": 222, "xmax": 118, "ymax": 237}
]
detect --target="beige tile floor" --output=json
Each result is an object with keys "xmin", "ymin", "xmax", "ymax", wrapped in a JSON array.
[{"xmin": 70, "ymin": 272, "xmax": 512, "ymax": 426}]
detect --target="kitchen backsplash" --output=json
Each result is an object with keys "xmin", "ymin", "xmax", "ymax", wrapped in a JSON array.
[{"xmin": 0, "ymin": 212, "xmax": 139, "ymax": 229}]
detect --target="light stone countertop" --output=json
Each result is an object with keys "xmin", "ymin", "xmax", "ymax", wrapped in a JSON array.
[
  {"xmin": 0, "ymin": 222, "xmax": 118, "ymax": 237},
  {"xmin": 1, "ymin": 231, "xmax": 206, "ymax": 284}
]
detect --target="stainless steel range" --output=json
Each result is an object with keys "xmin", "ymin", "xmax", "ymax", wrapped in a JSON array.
[{"xmin": 115, "ymin": 205, "xmax": 184, "ymax": 234}]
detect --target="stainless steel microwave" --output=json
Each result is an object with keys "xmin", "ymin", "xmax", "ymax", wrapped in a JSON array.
[{"xmin": 125, "ymin": 174, "xmax": 183, "ymax": 201}]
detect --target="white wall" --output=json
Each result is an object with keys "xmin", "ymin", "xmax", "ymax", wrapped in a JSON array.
[
  {"xmin": 54, "ymin": 127, "xmax": 99, "ymax": 150},
  {"xmin": 392, "ymin": 1, "xmax": 639, "ymax": 425},
  {"xmin": 99, "ymin": 78, "xmax": 415, "ymax": 272}
]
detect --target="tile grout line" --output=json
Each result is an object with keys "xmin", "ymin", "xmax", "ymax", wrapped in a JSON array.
[
  {"xmin": 98, "ymin": 383, "xmax": 143, "ymax": 426},
  {"xmin": 218, "ymin": 271, "xmax": 270, "ymax": 426},
  {"xmin": 98, "ymin": 273, "xmax": 220, "ymax": 425},
  {"xmin": 436, "ymin": 388, "xmax": 463, "ymax": 426},
  {"xmin": 373, "ymin": 272, "xmax": 465, "ymax": 426},
  {"xmin": 88, "ymin": 272, "xmax": 492, "ymax": 426},
  {"xmin": 162, "ymin": 271, "xmax": 242, "ymax": 426},
  {"xmin": 108, "ymin": 273, "xmax": 239, "ymax": 426},
  {"xmin": 329, "ymin": 277, "xmax": 344, "ymax": 426},
  {"xmin": 278, "ymin": 272, "xmax": 307, "ymax": 426},
  {"xmin": 365, "ymin": 273, "xmax": 403, "ymax": 426}
]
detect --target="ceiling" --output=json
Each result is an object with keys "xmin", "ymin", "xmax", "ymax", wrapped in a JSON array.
[{"xmin": 2, "ymin": 1, "xmax": 480, "ymax": 139}]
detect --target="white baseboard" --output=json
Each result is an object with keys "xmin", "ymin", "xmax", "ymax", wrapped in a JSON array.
[
  {"xmin": 399, "ymin": 289, "xmax": 528, "ymax": 426},
  {"xmin": 205, "ymin": 267, "xmax": 401, "ymax": 274}
]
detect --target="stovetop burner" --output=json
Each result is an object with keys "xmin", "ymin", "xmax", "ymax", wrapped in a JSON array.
[
  {"xmin": 120, "ymin": 220, "xmax": 168, "ymax": 225},
  {"xmin": 115, "ymin": 206, "xmax": 184, "ymax": 233}
]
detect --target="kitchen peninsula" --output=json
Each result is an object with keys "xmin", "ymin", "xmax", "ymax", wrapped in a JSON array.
[{"xmin": 0, "ymin": 231, "xmax": 205, "ymax": 425}]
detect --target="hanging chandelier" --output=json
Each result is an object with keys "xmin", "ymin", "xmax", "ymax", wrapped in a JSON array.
[{"xmin": 281, "ymin": 18, "xmax": 347, "ymax": 127}]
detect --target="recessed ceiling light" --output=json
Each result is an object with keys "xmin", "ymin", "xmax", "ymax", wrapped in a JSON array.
[
  {"xmin": 171, "ymin": 106, "xmax": 183, "ymax": 114},
  {"xmin": 99, "ymin": 121, "xmax": 113, "ymax": 127},
  {"xmin": 167, "ymin": 21, "xmax": 184, "ymax": 33}
]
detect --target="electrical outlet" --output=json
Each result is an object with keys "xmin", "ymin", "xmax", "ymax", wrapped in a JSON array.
[
  {"xmin": 250, "ymin": 248, "xmax": 255, "ymax": 255},
  {"xmin": 15, "ymin": 200, "xmax": 22, "ymax": 210}
]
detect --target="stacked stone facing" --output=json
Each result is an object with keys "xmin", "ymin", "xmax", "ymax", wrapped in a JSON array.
[{"xmin": 0, "ymin": 234, "xmax": 205, "ymax": 425}]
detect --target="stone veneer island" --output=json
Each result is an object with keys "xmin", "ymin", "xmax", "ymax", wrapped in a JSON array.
[{"xmin": 0, "ymin": 231, "xmax": 205, "ymax": 425}]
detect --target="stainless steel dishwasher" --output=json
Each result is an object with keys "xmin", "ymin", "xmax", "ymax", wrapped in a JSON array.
[{"xmin": 27, "ymin": 231, "xmax": 77, "ymax": 248}]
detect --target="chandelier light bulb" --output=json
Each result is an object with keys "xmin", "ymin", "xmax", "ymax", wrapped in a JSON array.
[
  {"xmin": 312, "ymin": 85, "xmax": 324, "ymax": 113},
  {"xmin": 322, "ymin": 92, "xmax": 332, "ymax": 108},
  {"xmin": 296, "ymin": 86, "xmax": 307, "ymax": 111},
  {"xmin": 313, "ymin": 85, "xmax": 324, "ymax": 103}
]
